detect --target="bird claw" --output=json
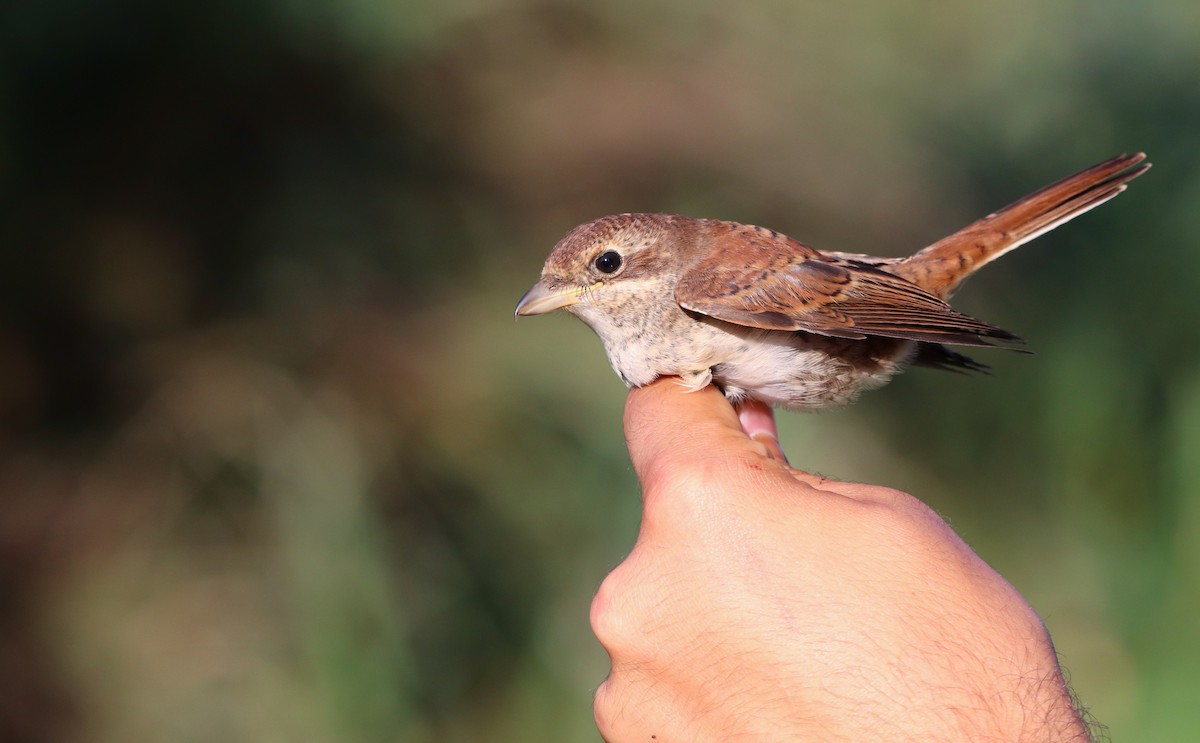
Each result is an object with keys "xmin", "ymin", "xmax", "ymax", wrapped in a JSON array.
[{"xmin": 675, "ymin": 369, "xmax": 713, "ymax": 393}]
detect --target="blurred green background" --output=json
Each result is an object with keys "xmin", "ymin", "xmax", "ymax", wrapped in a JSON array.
[{"xmin": 1, "ymin": 1, "xmax": 1197, "ymax": 741}]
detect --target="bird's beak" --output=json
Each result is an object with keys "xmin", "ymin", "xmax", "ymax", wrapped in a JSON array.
[{"xmin": 515, "ymin": 280, "xmax": 591, "ymax": 317}]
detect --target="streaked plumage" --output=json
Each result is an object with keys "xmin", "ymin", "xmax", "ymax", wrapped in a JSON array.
[{"xmin": 517, "ymin": 153, "xmax": 1149, "ymax": 410}]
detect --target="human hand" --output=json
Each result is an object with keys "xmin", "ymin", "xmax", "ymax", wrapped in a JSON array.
[{"xmin": 591, "ymin": 378, "xmax": 1091, "ymax": 742}]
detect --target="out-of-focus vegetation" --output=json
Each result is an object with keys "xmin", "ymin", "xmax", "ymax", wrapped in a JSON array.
[{"xmin": 0, "ymin": 1, "xmax": 1197, "ymax": 741}]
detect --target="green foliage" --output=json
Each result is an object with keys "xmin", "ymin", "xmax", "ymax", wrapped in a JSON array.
[{"xmin": 1, "ymin": 1, "xmax": 1197, "ymax": 740}]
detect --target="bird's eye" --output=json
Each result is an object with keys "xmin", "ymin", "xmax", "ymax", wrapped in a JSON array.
[{"xmin": 594, "ymin": 250, "xmax": 622, "ymax": 274}]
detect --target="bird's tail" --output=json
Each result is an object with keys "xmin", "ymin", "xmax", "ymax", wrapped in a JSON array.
[{"xmin": 894, "ymin": 153, "xmax": 1150, "ymax": 299}]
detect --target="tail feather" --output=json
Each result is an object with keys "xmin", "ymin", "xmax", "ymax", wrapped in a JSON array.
[
  {"xmin": 894, "ymin": 153, "xmax": 1150, "ymax": 298},
  {"xmin": 912, "ymin": 343, "xmax": 994, "ymax": 374}
]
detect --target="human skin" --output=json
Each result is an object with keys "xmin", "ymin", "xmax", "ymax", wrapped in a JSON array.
[{"xmin": 590, "ymin": 378, "xmax": 1092, "ymax": 742}]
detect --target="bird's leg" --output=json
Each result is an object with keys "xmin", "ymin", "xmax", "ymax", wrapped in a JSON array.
[{"xmin": 675, "ymin": 368, "xmax": 713, "ymax": 393}]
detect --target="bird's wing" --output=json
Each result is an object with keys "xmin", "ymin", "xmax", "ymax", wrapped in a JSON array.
[{"xmin": 675, "ymin": 222, "xmax": 1021, "ymax": 347}]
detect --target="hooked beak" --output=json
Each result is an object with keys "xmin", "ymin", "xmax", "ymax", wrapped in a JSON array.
[{"xmin": 515, "ymin": 280, "xmax": 593, "ymax": 317}]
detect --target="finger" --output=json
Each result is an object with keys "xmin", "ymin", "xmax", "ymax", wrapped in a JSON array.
[
  {"xmin": 801, "ymin": 477, "xmax": 913, "ymax": 507},
  {"xmin": 729, "ymin": 401, "xmax": 891, "ymax": 497},
  {"xmin": 735, "ymin": 399, "xmax": 789, "ymax": 464},
  {"xmin": 624, "ymin": 379, "xmax": 760, "ymax": 490},
  {"xmin": 624, "ymin": 380, "xmax": 892, "ymax": 506},
  {"xmin": 731, "ymin": 401, "xmax": 864, "ymax": 492},
  {"xmin": 728, "ymin": 401, "xmax": 901, "ymax": 498}
]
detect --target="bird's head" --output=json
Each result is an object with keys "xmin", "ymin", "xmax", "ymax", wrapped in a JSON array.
[{"xmin": 515, "ymin": 213, "xmax": 693, "ymax": 321}]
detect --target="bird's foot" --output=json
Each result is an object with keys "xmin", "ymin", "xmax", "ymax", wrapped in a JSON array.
[{"xmin": 675, "ymin": 369, "xmax": 713, "ymax": 394}]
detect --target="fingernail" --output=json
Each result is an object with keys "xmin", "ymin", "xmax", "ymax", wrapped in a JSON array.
[
  {"xmin": 737, "ymin": 401, "xmax": 789, "ymax": 463},
  {"xmin": 737, "ymin": 402, "xmax": 776, "ymax": 439}
]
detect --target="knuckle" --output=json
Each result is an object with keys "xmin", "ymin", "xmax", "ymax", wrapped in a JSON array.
[
  {"xmin": 590, "ymin": 564, "xmax": 640, "ymax": 656},
  {"xmin": 858, "ymin": 492, "xmax": 963, "ymax": 561},
  {"xmin": 593, "ymin": 677, "xmax": 616, "ymax": 740}
]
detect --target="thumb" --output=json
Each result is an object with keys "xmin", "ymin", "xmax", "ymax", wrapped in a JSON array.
[{"xmin": 623, "ymin": 379, "xmax": 772, "ymax": 494}]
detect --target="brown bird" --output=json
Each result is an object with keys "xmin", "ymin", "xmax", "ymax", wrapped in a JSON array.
[{"xmin": 516, "ymin": 153, "xmax": 1149, "ymax": 411}]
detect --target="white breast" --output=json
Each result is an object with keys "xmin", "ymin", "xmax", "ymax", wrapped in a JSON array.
[
  {"xmin": 575, "ymin": 292, "xmax": 913, "ymax": 411},
  {"xmin": 712, "ymin": 327, "xmax": 914, "ymax": 410}
]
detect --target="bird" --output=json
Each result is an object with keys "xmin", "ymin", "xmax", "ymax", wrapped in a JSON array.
[{"xmin": 515, "ymin": 153, "xmax": 1149, "ymax": 411}]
